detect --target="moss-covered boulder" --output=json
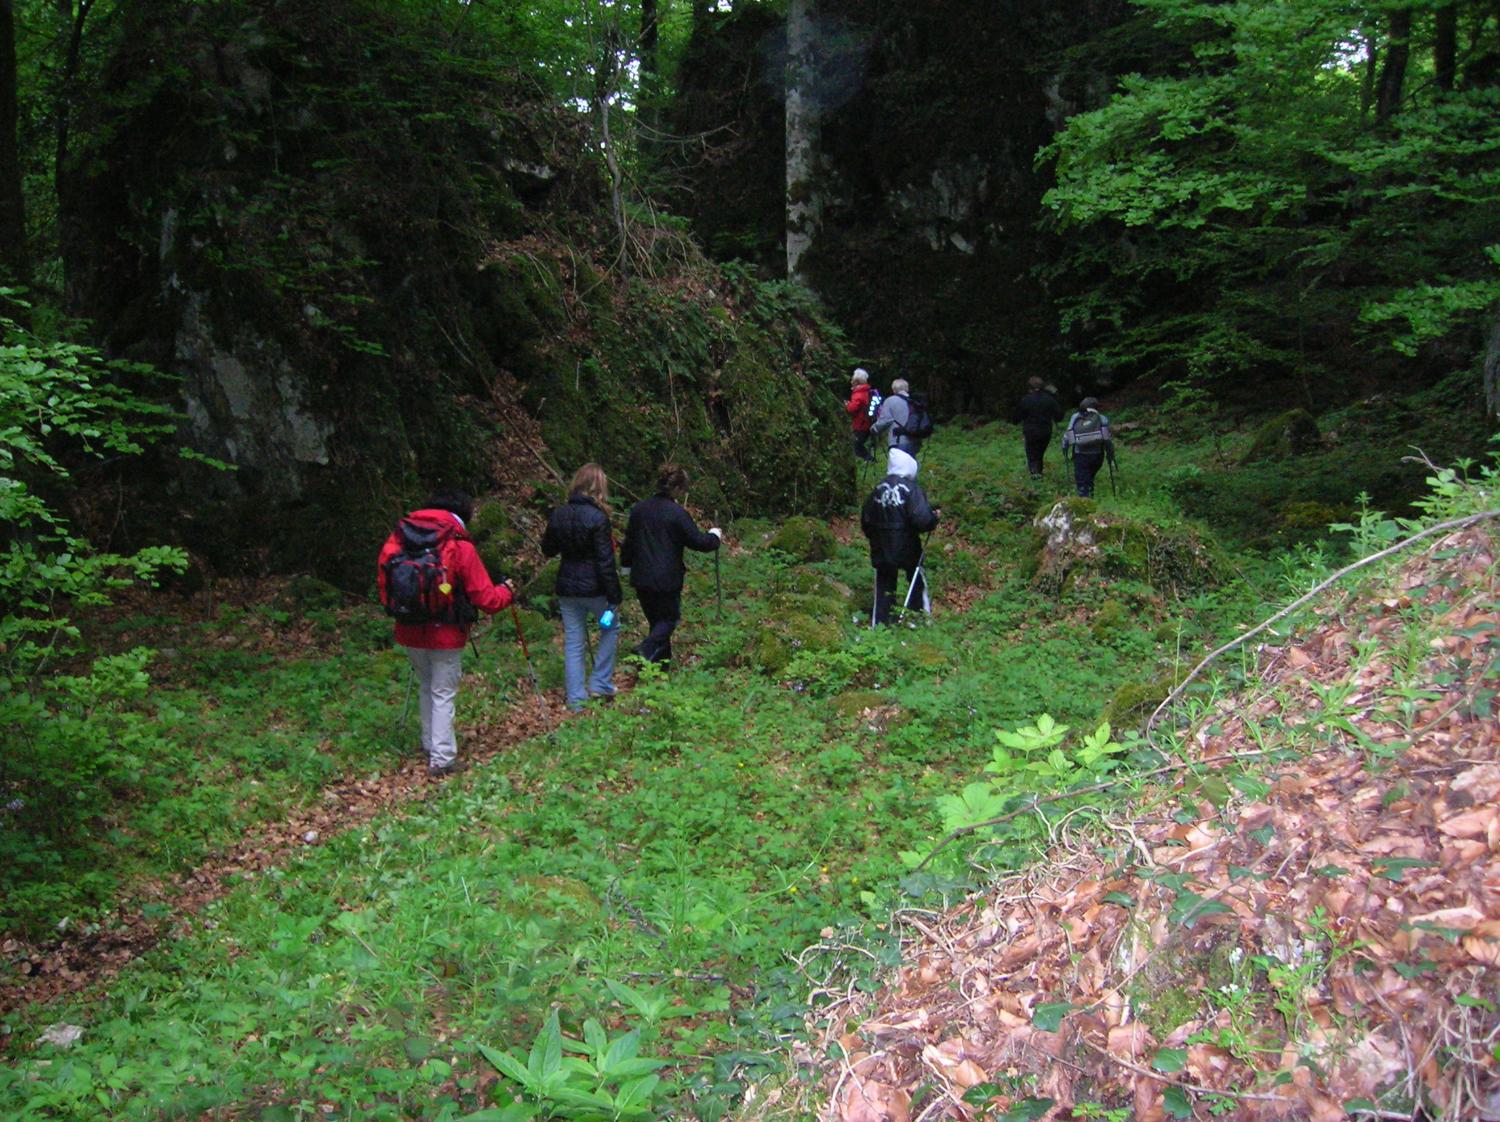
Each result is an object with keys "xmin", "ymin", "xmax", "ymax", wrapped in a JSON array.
[
  {"xmin": 1032, "ymin": 501, "xmax": 1221, "ymax": 597},
  {"xmin": 750, "ymin": 610, "xmax": 847, "ymax": 674},
  {"xmin": 1103, "ymin": 669, "xmax": 1189, "ymax": 732},
  {"xmin": 1240, "ymin": 409, "xmax": 1321, "ymax": 464},
  {"xmin": 768, "ymin": 516, "xmax": 839, "ymax": 563},
  {"xmin": 63, "ymin": 0, "xmax": 851, "ymax": 587},
  {"xmin": 276, "ymin": 574, "xmax": 344, "ymax": 615}
]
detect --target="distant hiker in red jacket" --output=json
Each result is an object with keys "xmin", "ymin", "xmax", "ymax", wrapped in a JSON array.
[
  {"xmin": 845, "ymin": 367, "xmax": 877, "ymax": 462},
  {"xmin": 377, "ymin": 490, "xmax": 514, "ymax": 777}
]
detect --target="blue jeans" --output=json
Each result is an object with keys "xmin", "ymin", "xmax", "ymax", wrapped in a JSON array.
[{"xmin": 559, "ymin": 595, "xmax": 617, "ymax": 709}]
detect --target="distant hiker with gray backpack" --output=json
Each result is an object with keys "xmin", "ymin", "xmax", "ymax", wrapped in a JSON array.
[
  {"xmin": 377, "ymin": 490, "xmax": 515, "ymax": 777},
  {"xmin": 872, "ymin": 378, "xmax": 934, "ymax": 457},
  {"xmin": 1062, "ymin": 397, "xmax": 1114, "ymax": 498}
]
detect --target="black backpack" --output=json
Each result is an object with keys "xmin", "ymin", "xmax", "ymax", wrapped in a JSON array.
[
  {"xmin": 866, "ymin": 388, "xmax": 884, "ymax": 419},
  {"xmin": 897, "ymin": 393, "xmax": 935, "ymax": 442},
  {"xmin": 381, "ymin": 518, "xmax": 474, "ymax": 625}
]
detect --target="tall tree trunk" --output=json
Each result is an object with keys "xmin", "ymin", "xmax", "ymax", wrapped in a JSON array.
[
  {"xmin": 640, "ymin": 0, "xmax": 659, "ymax": 80},
  {"xmin": 1434, "ymin": 3, "xmax": 1457, "ymax": 93},
  {"xmin": 1360, "ymin": 27, "xmax": 1379, "ymax": 121},
  {"xmin": 1375, "ymin": 7, "xmax": 1412, "ymax": 124},
  {"xmin": 0, "ymin": 0, "xmax": 27, "ymax": 288},
  {"xmin": 785, "ymin": 0, "xmax": 820, "ymax": 282},
  {"xmin": 54, "ymin": 0, "xmax": 92, "ymax": 306}
]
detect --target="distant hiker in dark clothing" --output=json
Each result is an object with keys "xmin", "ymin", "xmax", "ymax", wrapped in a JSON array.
[
  {"xmin": 377, "ymin": 490, "xmax": 515, "ymax": 777},
  {"xmin": 1062, "ymin": 397, "xmax": 1113, "ymax": 498},
  {"xmin": 542, "ymin": 463, "xmax": 623, "ymax": 712},
  {"xmin": 860, "ymin": 448, "xmax": 940, "ymax": 626},
  {"xmin": 620, "ymin": 464, "xmax": 721, "ymax": 664},
  {"xmin": 1012, "ymin": 376, "xmax": 1064, "ymax": 480},
  {"xmin": 845, "ymin": 367, "xmax": 877, "ymax": 462}
]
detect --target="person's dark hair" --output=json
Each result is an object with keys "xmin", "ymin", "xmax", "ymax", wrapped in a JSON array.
[
  {"xmin": 425, "ymin": 489, "xmax": 474, "ymax": 523},
  {"xmin": 1028, "ymin": 376, "xmax": 1044, "ymax": 391},
  {"xmin": 1080, "ymin": 397, "xmax": 1100, "ymax": 411},
  {"xmin": 656, "ymin": 463, "xmax": 689, "ymax": 499}
]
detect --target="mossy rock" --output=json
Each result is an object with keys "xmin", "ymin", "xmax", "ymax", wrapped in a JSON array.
[
  {"xmin": 1278, "ymin": 500, "xmax": 1345, "ymax": 531},
  {"xmin": 830, "ymin": 689, "xmax": 886, "ymax": 717},
  {"xmin": 729, "ymin": 517, "xmax": 775, "ymax": 545},
  {"xmin": 750, "ymin": 610, "xmax": 846, "ymax": 674},
  {"xmin": 752, "ymin": 627, "xmax": 792, "ymax": 673},
  {"xmin": 783, "ymin": 569, "xmax": 853, "ymax": 601},
  {"xmin": 1103, "ymin": 669, "xmax": 1188, "ymax": 732},
  {"xmin": 1090, "ymin": 599, "xmax": 1129, "ymax": 641},
  {"xmin": 769, "ymin": 591, "xmax": 848, "ymax": 622},
  {"xmin": 278, "ymin": 574, "xmax": 345, "ymax": 615},
  {"xmin": 909, "ymin": 642, "xmax": 949, "ymax": 670},
  {"xmin": 1034, "ymin": 501, "xmax": 1221, "ymax": 597},
  {"xmin": 768, "ymin": 515, "xmax": 838, "ymax": 563},
  {"xmin": 511, "ymin": 875, "xmax": 600, "ymax": 918},
  {"xmin": 1239, "ymin": 408, "xmax": 1320, "ymax": 464}
]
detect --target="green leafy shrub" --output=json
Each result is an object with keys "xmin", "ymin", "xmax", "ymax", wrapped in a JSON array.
[
  {"xmin": 0, "ymin": 304, "xmax": 189, "ymax": 932},
  {"xmin": 768, "ymin": 516, "xmax": 838, "ymax": 563}
]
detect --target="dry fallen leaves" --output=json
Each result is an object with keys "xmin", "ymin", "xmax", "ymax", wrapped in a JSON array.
[{"xmin": 810, "ymin": 526, "xmax": 1500, "ymax": 1122}]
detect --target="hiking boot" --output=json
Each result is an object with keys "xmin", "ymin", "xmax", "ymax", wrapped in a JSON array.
[{"xmin": 427, "ymin": 760, "xmax": 466, "ymax": 779}]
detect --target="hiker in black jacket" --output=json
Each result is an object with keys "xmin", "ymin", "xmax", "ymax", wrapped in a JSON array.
[
  {"xmin": 620, "ymin": 464, "xmax": 721, "ymax": 664},
  {"xmin": 1012, "ymin": 376, "xmax": 1064, "ymax": 480},
  {"xmin": 860, "ymin": 448, "xmax": 940, "ymax": 626},
  {"xmin": 542, "ymin": 463, "xmax": 624, "ymax": 711}
]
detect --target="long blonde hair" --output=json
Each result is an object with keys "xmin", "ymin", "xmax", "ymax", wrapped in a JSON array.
[{"xmin": 569, "ymin": 463, "xmax": 610, "ymax": 514}]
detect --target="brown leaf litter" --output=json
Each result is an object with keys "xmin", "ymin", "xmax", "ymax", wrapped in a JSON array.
[{"xmin": 806, "ymin": 525, "xmax": 1500, "ymax": 1122}]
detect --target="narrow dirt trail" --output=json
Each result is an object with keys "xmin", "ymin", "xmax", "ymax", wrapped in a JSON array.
[{"xmin": 0, "ymin": 679, "xmax": 577, "ymax": 1018}]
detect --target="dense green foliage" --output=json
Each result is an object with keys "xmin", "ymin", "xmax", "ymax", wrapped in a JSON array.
[
  {"xmin": 0, "ymin": 300, "xmax": 188, "ymax": 925},
  {"xmin": 1043, "ymin": 0, "xmax": 1500, "ymax": 403},
  {"xmin": 0, "ymin": 411, "xmax": 1312, "ymax": 1116}
]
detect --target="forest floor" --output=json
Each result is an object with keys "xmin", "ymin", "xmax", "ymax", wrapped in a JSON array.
[{"xmin": 2, "ymin": 411, "xmax": 1497, "ymax": 1122}]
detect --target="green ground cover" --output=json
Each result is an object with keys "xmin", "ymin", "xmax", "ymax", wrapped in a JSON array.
[{"xmin": 2, "ymin": 408, "xmax": 1472, "ymax": 1121}]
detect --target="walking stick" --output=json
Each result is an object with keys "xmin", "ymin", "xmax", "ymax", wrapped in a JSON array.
[
  {"xmin": 714, "ymin": 549, "xmax": 723, "ymax": 621},
  {"xmin": 510, "ymin": 601, "xmax": 544, "ymax": 700},
  {"xmin": 1106, "ymin": 444, "xmax": 1119, "ymax": 497}
]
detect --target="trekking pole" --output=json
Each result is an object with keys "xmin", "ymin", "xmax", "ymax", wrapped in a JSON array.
[
  {"xmin": 509, "ymin": 601, "xmax": 544, "ymax": 700},
  {"xmin": 393, "ymin": 663, "xmax": 416, "ymax": 756},
  {"xmin": 899, "ymin": 531, "xmax": 934, "ymax": 619},
  {"xmin": 714, "ymin": 549, "xmax": 723, "ymax": 621}
]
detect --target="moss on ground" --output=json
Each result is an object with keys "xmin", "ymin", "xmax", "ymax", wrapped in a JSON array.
[{"xmin": 769, "ymin": 516, "xmax": 838, "ymax": 563}]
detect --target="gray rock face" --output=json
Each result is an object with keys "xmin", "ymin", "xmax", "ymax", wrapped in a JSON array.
[{"xmin": 175, "ymin": 292, "xmax": 331, "ymax": 501}]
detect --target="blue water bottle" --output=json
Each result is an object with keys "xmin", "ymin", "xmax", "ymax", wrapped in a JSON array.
[{"xmin": 599, "ymin": 607, "xmax": 617, "ymax": 631}]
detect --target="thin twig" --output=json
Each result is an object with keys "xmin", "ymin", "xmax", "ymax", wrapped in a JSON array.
[
  {"xmin": 913, "ymin": 747, "xmax": 1297, "ymax": 871},
  {"xmin": 1146, "ymin": 510, "xmax": 1500, "ymax": 742}
]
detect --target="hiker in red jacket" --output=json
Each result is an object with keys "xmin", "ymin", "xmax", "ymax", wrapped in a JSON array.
[
  {"xmin": 377, "ymin": 490, "xmax": 514, "ymax": 777},
  {"xmin": 845, "ymin": 367, "xmax": 877, "ymax": 462}
]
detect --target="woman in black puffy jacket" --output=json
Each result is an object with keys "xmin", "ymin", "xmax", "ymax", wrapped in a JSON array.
[{"xmin": 541, "ymin": 464, "xmax": 623, "ymax": 711}]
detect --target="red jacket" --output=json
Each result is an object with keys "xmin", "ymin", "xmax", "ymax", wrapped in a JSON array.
[
  {"xmin": 846, "ymin": 384, "xmax": 874, "ymax": 432},
  {"xmin": 377, "ymin": 509, "xmax": 513, "ymax": 650}
]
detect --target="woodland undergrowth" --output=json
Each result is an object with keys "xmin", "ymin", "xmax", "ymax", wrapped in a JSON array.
[{"xmin": 1, "ymin": 407, "xmax": 1492, "ymax": 1122}]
